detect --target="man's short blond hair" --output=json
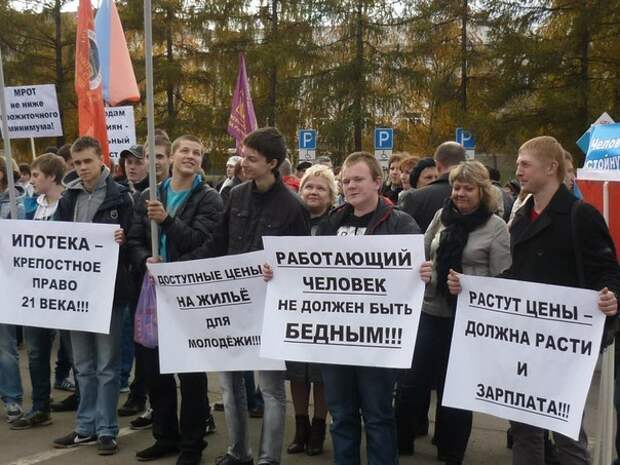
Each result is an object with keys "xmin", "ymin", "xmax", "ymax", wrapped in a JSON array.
[{"xmin": 519, "ymin": 136, "xmax": 566, "ymax": 183}]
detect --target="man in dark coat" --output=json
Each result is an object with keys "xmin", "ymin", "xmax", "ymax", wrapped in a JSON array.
[
  {"xmin": 400, "ymin": 142, "xmax": 465, "ymax": 232},
  {"xmin": 449, "ymin": 135, "xmax": 620, "ymax": 465}
]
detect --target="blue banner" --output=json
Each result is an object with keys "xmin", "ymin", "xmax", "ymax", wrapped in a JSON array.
[{"xmin": 583, "ymin": 123, "xmax": 620, "ymax": 170}]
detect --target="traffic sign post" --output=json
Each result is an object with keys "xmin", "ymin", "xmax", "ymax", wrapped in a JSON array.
[
  {"xmin": 374, "ymin": 128, "xmax": 393, "ymax": 169},
  {"xmin": 456, "ymin": 128, "xmax": 476, "ymax": 160},
  {"xmin": 298, "ymin": 129, "xmax": 317, "ymax": 162}
]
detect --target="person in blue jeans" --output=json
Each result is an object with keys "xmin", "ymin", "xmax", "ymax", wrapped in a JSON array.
[
  {"xmin": 0, "ymin": 157, "xmax": 25, "ymax": 423},
  {"xmin": 51, "ymin": 137, "xmax": 133, "ymax": 456},
  {"xmin": 9, "ymin": 153, "xmax": 68, "ymax": 430}
]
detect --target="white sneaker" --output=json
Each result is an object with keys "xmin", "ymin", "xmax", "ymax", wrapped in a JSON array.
[{"xmin": 5, "ymin": 403, "xmax": 23, "ymax": 423}]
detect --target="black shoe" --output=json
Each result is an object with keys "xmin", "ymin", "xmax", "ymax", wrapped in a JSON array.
[
  {"xmin": 50, "ymin": 394, "xmax": 79, "ymax": 412},
  {"xmin": 130, "ymin": 408, "xmax": 153, "ymax": 430},
  {"xmin": 136, "ymin": 443, "xmax": 179, "ymax": 462},
  {"xmin": 306, "ymin": 417, "xmax": 326, "ymax": 456},
  {"xmin": 248, "ymin": 406, "xmax": 263, "ymax": 418},
  {"xmin": 214, "ymin": 454, "xmax": 254, "ymax": 465},
  {"xmin": 287, "ymin": 415, "xmax": 310, "ymax": 454},
  {"xmin": 118, "ymin": 398, "xmax": 146, "ymax": 417},
  {"xmin": 53, "ymin": 431, "xmax": 97, "ymax": 448},
  {"xmin": 177, "ymin": 451, "xmax": 202, "ymax": 465},
  {"xmin": 10, "ymin": 410, "xmax": 52, "ymax": 430},
  {"xmin": 213, "ymin": 402, "xmax": 224, "ymax": 412},
  {"xmin": 205, "ymin": 414, "xmax": 217, "ymax": 435},
  {"xmin": 415, "ymin": 420, "xmax": 429, "ymax": 438},
  {"xmin": 97, "ymin": 436, "xmax": 118, "ymax": 455}
]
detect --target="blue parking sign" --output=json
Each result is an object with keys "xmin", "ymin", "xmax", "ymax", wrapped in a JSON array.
[
  {"xmin": 298, "ymin": 129, "xmax": 317, "ymax": 150},
  {"xmin": 456, "ymin": 128, "xmax": 476, "ymax": 149},
  {"xmin": 374, "ymin": 128, "xmax": 393, "ymax": 150}
]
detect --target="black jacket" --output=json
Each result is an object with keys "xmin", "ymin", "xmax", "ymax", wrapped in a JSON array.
[
  {"xmin": 502, "ymin": 184, "xmax": 620, "ymax": 296},
  {"xmin": 126, "ymin": 178, "xmax": 223, "ymax": 273},
  {"xmin": 317, "ymin": 197, "xmax": 421, "ymax": 236},
  {"xmin": 182, "ymin": 176, "xmax": 310, "ymax": 259},
  {"xmin": 399, "ymin": 173, "xmax": 451, "ymax": 232},
  {"xmin": 55, "ymin": 172, "xmax": 134, "ymax": 305}
]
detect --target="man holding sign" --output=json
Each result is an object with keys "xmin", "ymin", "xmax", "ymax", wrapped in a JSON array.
[
  {"xmin": 51, "ymin": 137, "xmax": 132, "ymax": 455},
  {"xmin": 448, "ymin": 136, "xmax": 620, "ymax": 465}
]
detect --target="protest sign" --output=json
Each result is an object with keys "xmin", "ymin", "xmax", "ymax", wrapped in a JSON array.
[
  {"xmin": 443, "ymin": 275, "xmax": 604, "ymax": 439},
  {"xmin": 0, "ymin": 219, "xmax": 119, "ymax": 333},
  {"xmin": 0, "ymin": 85, "xmax": 63, "ymax": 139},
  {"xmin": 105, "ymin": 106, "xmax": 136, "ymax": 163},
  {"xmin": 260, "ymin": 235, "xmax": 425, "ymax": 368},
  {"xmin": 147, "ymin": 251, "xmax": 284, "ymax": 373}
]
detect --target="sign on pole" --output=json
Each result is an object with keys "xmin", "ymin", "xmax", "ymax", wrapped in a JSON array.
[
  {"xmin": 456, "ymin": 128, "xmax": 475, "ymax": 160},
  {"xmin": 576, "ymin": 112, "xmax": 615, "ymax": 155},
  {"xmin": 374, "ymin": 128, "xmax": 393, "ymax": 168},
  {"xmin": 298, "ymin": 129, "xmax": 317, "ymax": 162},
  {"xmin": 0, "ymin": 220, "xmax": 120, "ymax": 334},
  {"xmin": 0, "ymin": 47, "xmax": 18, "ymax": 220},
  {"xmin": 443, "ymin": 275, "xmax": 604, "ymax": 440},
  {"xmin": 260, "ymin": 235, "xmax": 426, "ymax": 368},
  {"xmin": 105, "ymin": 105, "xmax": 136, "ymax": 163},
  {"xmin": 147, "ymin": 251, "xmax": 284, "ymax": 373},
  {"xmin": 0, "ymin": 85, "xmax": 63, "ymax": 139}
]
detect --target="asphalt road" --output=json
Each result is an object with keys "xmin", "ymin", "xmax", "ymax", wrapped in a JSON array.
[{"xmin": 0, "ymin": 346, "xmax": 611, "ymax": 465}]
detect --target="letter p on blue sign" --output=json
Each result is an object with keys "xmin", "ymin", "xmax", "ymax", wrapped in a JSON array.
[
  {"xmin": 374, "ymin": 128, "xmax": 394, "ymax": 150},
  {"xmin": 298, "ymin": 130, "xmax": 317, "ymax": 150},
  {"xmin": 456, "ymin": 128, "xmax": 476, "ymax": 149}
]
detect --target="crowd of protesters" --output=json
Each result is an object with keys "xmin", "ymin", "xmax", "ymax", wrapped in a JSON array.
[{"xmin": 0, "ymin": 127, "xmax": 619, "ymax": 465}]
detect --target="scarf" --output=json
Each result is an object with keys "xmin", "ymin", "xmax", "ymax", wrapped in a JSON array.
[{"xmin": 435, "ymin": 199, "xmax": 492, "ymax": 300}]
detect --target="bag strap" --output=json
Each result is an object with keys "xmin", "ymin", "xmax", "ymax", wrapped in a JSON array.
[{"xmin": 571, "ymin": 200, "xmax": 586, "ymax": 287}]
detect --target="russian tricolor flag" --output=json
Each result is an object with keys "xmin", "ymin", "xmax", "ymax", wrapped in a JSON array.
[{"xmin": 95, "ymin": 0, "xmax": 140, "ymax": 106}]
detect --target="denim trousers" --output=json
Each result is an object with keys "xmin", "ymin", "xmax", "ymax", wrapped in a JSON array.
[
  {"xmin": 0, "ymin": 324, "xmax": 23, "ymax": 405},
  {"xmin": 321, "ymin": 364, "xmax": 398, "ymax": 465},
  {"xmin": 220, "ymin": 370, "xmax": 286, "ymax": 464},
  {"xmin": 510, "ymin": 421, "xmax": 590, "ymax": 465},
  {"xmin": 71, "ymin": 304, "xmax": 124, "ymax": 438},
  {"xmin": 23, "ymin": 326, "xmax": 56, "ymax": 412}
]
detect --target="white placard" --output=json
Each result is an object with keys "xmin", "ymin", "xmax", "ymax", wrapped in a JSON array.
[
  {"xmin": 105, "ymin": 106, "xmax": 136, "ymax": 163},
  {"xmin": 147, "ymin": 251, "xmax": 284, "ymax": 374},
  {"xmin": 261, "ymin": 235, "xmax": 426, "ymax": 368},
  {"xmin": 0, "ymin": 85, "xmax": 63, "ymax": 139},
  {"xmin": 0, "ymin": 220, "xmax": 119, "ymax": 333},
  {"xmin": 443, "ymin": 275, "xmax": 604, "ymax": 439}
]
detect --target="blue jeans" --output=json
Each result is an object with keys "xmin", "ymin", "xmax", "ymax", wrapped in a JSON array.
[
  {"xmin": 71, "ymin": 305, "xmax": 124, "ymax": 438},
  {"xmin": 24, "ymin": 326, "xmax": 55, "ymax": 412},
  {"xmin": 0, "ymin": 324, "xmax": 23, "ymax": 405},
  {"xmin": 120, "ymin": 306, "xmax": 135, "ymax": 388},
  {"xmin": 220, "ymin": 371, "xmax": 286, "ymax": 464},
  {"xmin": 322, "ymin": 364, "xmax": 398, "ymax": 465}
]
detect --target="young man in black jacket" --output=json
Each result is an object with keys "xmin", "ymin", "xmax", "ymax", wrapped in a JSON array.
[
  {"xmin": 52, "ymin": 136, "xmax": 133, "ymax": 455},
  {"xmin": 317, "ymin": 152, "xmax": 421, "ymax": 465},
  {"xmin": 126, "ymin": 135, "xmax": 223, "ymax": 465},
  {"xmin": 449, "ymin": 136, "xmax": 620, "ymax": 465},
  {"xmin": 182, "ymin": 127, "xmax": 309, "ymax": 465}
]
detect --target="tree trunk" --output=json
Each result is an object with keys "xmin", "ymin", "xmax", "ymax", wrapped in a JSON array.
[
  {"xmin": 267, "ymin": 0, "xmax": 277, "ymax": 126},
  {"xmin": 460, "ymin": 0, "xmax": 468, "ymax": 120},
  {"xmin": 54, "ymin": 0, "xmax": 65, "ymax": 146},
  {"xmin": 166, "ymin": 6, "xmax": 175, "ymax": 120}
]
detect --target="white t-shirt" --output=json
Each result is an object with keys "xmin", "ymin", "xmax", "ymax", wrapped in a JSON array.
[{"xmin": 33, "ymin": 194, "xmax": 59, "ymax": 221}]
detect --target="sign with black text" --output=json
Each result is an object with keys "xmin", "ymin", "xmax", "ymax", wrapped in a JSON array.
[
  {"xmin": 261, "ymin": 235, "xmax": 425, "ymax": 368},
  {"xmin": 147, "ymin": 251, "xmax": 284, "ymax": 373},
  {"xmin": 0, "ymin": 85, "xmax": 63, "ymax": 139},
  {"xmin": 0, "ymin": 220, "xmax": 119, "ymax": 333},
  {"xmin": 443, "ymin": 275, "xmax": 604, "ymax": 439},
  {"xmin": 105, "ymin": 106, "xmax": 136, "ymax": 163}
]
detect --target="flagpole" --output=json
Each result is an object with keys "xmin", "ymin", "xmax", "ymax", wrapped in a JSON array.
[
  {"xmin": 0, "ymin": 47, "xmax": 18, "ymax": 220},
  {"xmin": 144, "ymin": 0, "xmax": 159, "ymax": 258}
]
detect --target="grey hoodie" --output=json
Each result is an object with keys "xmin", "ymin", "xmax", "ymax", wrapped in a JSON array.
[{"xmin": 63, "ymin": 167, "xmax": 110, "ymax": 223}]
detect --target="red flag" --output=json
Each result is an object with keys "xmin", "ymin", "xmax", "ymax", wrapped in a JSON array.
[
  {"xmin": 227, "ymin": 53, "xmax": 258, "ymax": 152},
  {"xmin": 75, "ymin": 0, "xmax": 110, "ymax": 166}
]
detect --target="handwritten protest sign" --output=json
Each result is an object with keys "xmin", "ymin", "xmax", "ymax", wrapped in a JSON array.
[
  {"xmin": 261, "ymin": 235, "xmax": 425, "ymax": 368},
  {"xmin": 443, "ymin": 275, "xmax": 604, "ymax": 439},
  {"xmin": 0, "ymin": 220, "xmax": 119, "ymax": 333},
  {"xmin": 147, "ymin": 251, "xmax": 284, "ymax": 373},
  {"xmin": 0, "ymin": 85, "xmax": 63, "ymax": 139}
]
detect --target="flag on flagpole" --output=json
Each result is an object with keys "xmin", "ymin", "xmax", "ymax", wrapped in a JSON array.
[
  {"xmin": 227, "ymin": 53, "xmax": 258, "ymax": 152},
  {"xmin": 75, "ymin": 0, "xmax": 110, "ymax": 166},
  {"xmin": 95, "ymin": 0, "xmax": 140, "ymax": 106}
]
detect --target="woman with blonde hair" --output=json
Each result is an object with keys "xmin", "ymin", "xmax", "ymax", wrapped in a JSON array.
[
  {"xmin": 285, "ymin": 164, "xmax": 337, "ymax": 455},
  {"xmin": 395, "ymin": 160, "xmax": 511, "ymax": 464}
]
